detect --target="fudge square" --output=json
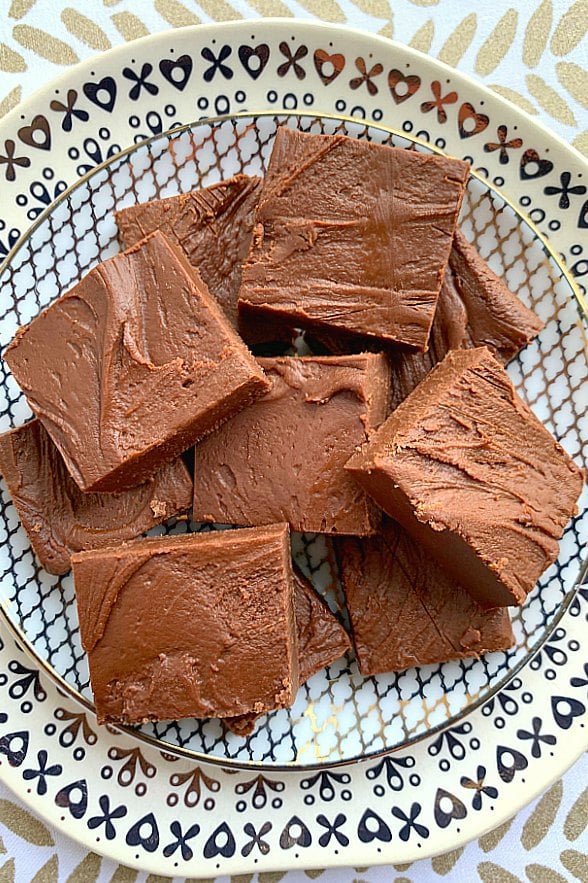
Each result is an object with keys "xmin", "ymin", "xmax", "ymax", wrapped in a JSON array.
[
  {"xmin": 239, "ymin": 127, "xmax": 470, "ymax": 351},
  {"xmin": 335, "ymin": 519, "xmax": 513, "ymax": 677},
  {"xmin": 193, "ymin": 354, "xmax": 390, "ymax": 535},
  {"xmin": 346, "ymin": 347, "xmax": 584, "ymax": 608},
  {"xmin": 0, "ymin": 419, "xmax": 192, "ymax": 575},
  {"xmin": 4, "ymin": 231, "xmax": 269, "ymax": 493},
  {"xmin": 116, "ymin": 175, "xmax": 262, "ymax": 333},
  {"xmin": 226, "ymin": 565, "xmax": 351, "ymax": 735},
  {"xmin": 72, "ymin": 524, "xmax": 299, "ymax": 725}
]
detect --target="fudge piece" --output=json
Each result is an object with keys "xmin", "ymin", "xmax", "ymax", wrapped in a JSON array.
[
  {"xmin": 335, "ymin": 519, "xmax": 514, "ymax": 676},
  {"xmin": 226, "ymin": 565, "xmax": 351, "ymax": 735},
  {"xmin": 307, "ymin": 227, "xmax": 544, "ymax": 410},
  {"xmin": 116, "ymin": 175, "xmax": 285, "ymax": 346},
  {"xmin": 239, "ymin": 127, "xmax": 469, "ymax": 350},
  {"xmin": 193, "ymin": 354, "xmax": 390, "ymax": 535},
  {"xmin": 72, "ymin": 524, "xmax": 299, "ymax": 725},
  {"xmin": 0, "ymin": 419, "xmax": 193, "ymax": 575},
  {"xmin": 346, "ymin": 347, "xmax": 584, "ymax": 608},
  {"xmin": 4, "ymin": 231, "xmax": 269, "ymax": 493}
]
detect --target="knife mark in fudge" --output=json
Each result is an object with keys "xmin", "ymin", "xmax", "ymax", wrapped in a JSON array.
[
  {"xmin": 4, "ymin": 231, "xmax": 269, "ymax": 493},
  {"xmin": 335, "ymin": 519, "xmax": 514, "ymax": 676},
  {"xmin": 238, "ymin": 127, "xmax": 469, "ymax": 350},
  {"xmin": 0, "ymin": 419, "xmax": 192, "ymax": 576},
  {"xmin": 346, "ymin": 347, "xmax": 584, "ymax": 608},
  {"xmin": 72, "ymin": 524, "xmax": 299, "ymax": 725},
  {"xmin": 193, "ymin": 354, "xmax": 390, "ymax": 535},
  {"xmin": 115, "ymin": 175, "xmax": 285, "ymax": 346},
  {"xmin": 226, "ymin": 565, "xmax": 351, "ymax": 736}
]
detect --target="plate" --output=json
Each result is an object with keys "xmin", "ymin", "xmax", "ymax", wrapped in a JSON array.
[{"xmin": 0, "ymin": 20, "xmax": 586, "ymax": 876}]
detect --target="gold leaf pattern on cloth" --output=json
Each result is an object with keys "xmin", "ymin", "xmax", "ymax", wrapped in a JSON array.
[
  {"xmin": 0, "ymin": 43, "xmax": 26, "ymax": 72},
  {"xmin": 438, "ymin": 13, "xmax": 477, "ymax": 66},
  {"xmin": 144, "ymin": 875, "xmax": 174, "ymax": 883},
  {"xmin": 111, "ymin": 12, "xmax": 150, "ymax": 41},
  {"xmin": 479, "ymin": 816, "xmax": 515, "ymax": 852},
  {"xmin": 393, "ymin": 864, "xmax": 413, "ymax": 871},
  {"xmin": 153, "ymin": 0, "xmax": 200, "ymax": 27},
  {"xmin": 197, "ymin": 0, "xmax": 243, "ymax": 21},
  {"xmin": 108, "ymin": 865, "xmax": 138, "ymax": 883},
  {"xmin": 432, "ymin": 846, "xmax": 464, "ymax": 874},
  {"xmin": 525, "ymin": 865, "xmax": 569, "ymax": 883},
  {"xmin": 30, "ymin": 856, "xmax": 59, "ymax": 883},
  {"xmin": 550, "ymin": 0, "xmax": 588, "ymax": 55},
  {"xmin": 247, "ymin": 0, "xmax": 294, "ymax": 16},
  {"xmin": 296, "ymin": 0, "xmax": 346, "ymax": 21},
  {"xmin": 475, "ymin": 9, "xmax": 519, "ymax": 75},
  {"xmin": 526, "ymin": 72, "xmax": 577, "ymax": 124},
  {"xmin": 61, "ymin": 8, "xmax": 111, "ymax": 51},
  {"xmin": 353, "ymin": 0, "xmax": 391, "ymax": 16},
  {"xmin": 409, "ymin": 18, "xmax": 434, "ymax": 52},
  {"xmin": 102, "ymin": 0, "xmax": 121, "ymax": 7},
  {"xmin": 379, "ymin": 22, "xmax": 393, "ymax": 37},
  {"xmin": 408, "ymin": 0, "xmax": 439, "ymax": 6},
  {"xmin": 12, "ymin": 24, "xmax": 80, "ymax": 64},
  {"xmin": 522, "ymin": 780, "xmax": 564, "ymax": 851},
  {"xmin": 490, "ymin": 84, "xmax": 538, "ymax": 114},
  {"xmin": 258, "ymin": 872, "xmax": 289, "ymax": 882},
  {"xmin": 0, "ymin": 835, "xmax": 4, "ymax": 854},
  {"xmin": 0, "ymin": 799, "xmax": 54, "ymax": 846},
  {"xmin": 65, "ymin": 852, "xmax": 102, "ymax": 883},
  {"xmin": 564, "ymin": 787, "xmax": 588, "ymax": 841},
  {"xmin": 0, "ymin": 858, "xmax": 15, "ymax": 883},
  {"xmin": 304, "ymin": 871, "xmax": 325, "ymax": 879},
  {"xmin": 523, "ymin": 0, "xmax": 553, "ymax": 67},
  {"xmin": 572, "ymin": 131, "xmax": 588, "ymax": 154},
  {"xmin": 560, "ymin": 849, "xmax": 588, "ymax": 883},
  {"xmin": 478, "ymin": 862, "xmax": 524, "ymax": 883},
  {"xmin": 556, "ymin": 61, "xmax": 588, "ymax": 108},
  {"xmin": 8, "ymin": 0, "xmax": 37, "ymax": 19},
  {"xmin": 0, "ymin": 85, "xmax": 23, "ymax": 117}
]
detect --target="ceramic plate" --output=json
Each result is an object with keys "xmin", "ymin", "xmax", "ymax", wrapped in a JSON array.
[{"xmin": 0, "ymin": 20, "xmax": 586, "ymax": 876}]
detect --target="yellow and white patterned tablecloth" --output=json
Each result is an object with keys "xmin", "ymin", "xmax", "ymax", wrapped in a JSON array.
[{"xmin": 0, "ymin": 2, "xmax": 586, "ymax": 882}]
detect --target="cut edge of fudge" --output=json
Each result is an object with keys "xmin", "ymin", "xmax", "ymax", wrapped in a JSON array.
[
  {"xmin": 0, "ymin": 418, "xmax": 193, "ymax": 575},
  {"xmin": 72, "ymin": 524, "xmax": 299, "ymax": 725},
  {"xmin": 346, "ymin": 346, "xmax": 584, "ymax": 608},
  {"xmin": 334, "ymin": 521, "xmax": 514, "ymax": 677}
]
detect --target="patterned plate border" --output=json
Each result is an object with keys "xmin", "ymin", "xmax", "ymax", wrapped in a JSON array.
[{"xmin": 0, "ymin": 20, "xmax": 586, "ymax": 875}]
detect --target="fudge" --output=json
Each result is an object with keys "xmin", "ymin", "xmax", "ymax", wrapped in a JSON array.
[
  {"xmin": 72, "ymin": 524, "xmax": 299, "ymax": 725},
  {"xmin": 193, "ymin": 354, "xmax": 390, "ymax": 535},
  {"xmin": 0, "ymin": 419, "xmax": 193, "ymax": 575},
  {"xmin": 4, "ymin": 231, "xmax": 269, "ymax": 493},
  {"xmin": 116, "ymin": 175, "xmax": 285, "ymax": 346},
  {"xmin": 239, "ymin": 127, "xmax": 469, "ymax": 350},
  {"xmin": 346, "ymin": 347, "xmax": 584, "ymax": 608},
  {"xmin": 226, "ymin": 565, "xmax": 351, "ymax": 735},
  {"xmin": 335, "ymin": 519, "xmax": 514, "ymax": 676}
]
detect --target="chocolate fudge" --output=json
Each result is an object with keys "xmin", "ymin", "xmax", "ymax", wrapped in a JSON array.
[
  {"xmin": 193, "ymin": 354, "xmax": 390, "ymax": 535},
  {"xmin": 72, "ymin": 524, "xmax": 299, "ymax": 725},
  {"xmin": 239, "ymin": 127, "xmax": 469, "ymax": 350},
  {"xmin": 226, "ymin": 565, "xmax": 351, "ymax": 735},
  {"xmin": 335, "ymin": 519, "xmax": 514, "ymax": 676},
  {"xmin": 116, "ymin": 175, "xmax": 284, "ymax": 345},
  {"xmin": 0, "ymin": 419, "xmax": 192, "ymax": 575},
  {"xmin": 4, "ymin": 231, "xmax": 269, "ymax": 493},
  {"xmin": 346, "ymin": 347, "xmax": 584, "ymax": 608}
]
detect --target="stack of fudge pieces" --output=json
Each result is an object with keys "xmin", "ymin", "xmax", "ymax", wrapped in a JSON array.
[{"xmin": 1, "ymin": 127, "xmax": 583, "ymax": 732}]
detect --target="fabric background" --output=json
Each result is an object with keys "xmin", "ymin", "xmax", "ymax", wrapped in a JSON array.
[{"xmin": 0, "ymin": 1, "xmax": 586, "ymax": 881}]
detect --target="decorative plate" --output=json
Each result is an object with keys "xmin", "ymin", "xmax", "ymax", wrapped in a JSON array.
[{"xmin": 0, "ymin": 20, "xmax": 586, "ymax": 876}]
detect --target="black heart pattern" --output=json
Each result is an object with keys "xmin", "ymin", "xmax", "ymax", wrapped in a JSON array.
[
  {"xmin": 357, "ymin": 808, "xmax": 392, "ymax": 843},
  {"xmin": 17, "ymin": 115, "xmax": 51, "ymax": 151},
  {"xmin": 458, "ymin": 102, "xmax": 490, "ymax": 139},
  {"xmin": 313, "ymin": 49, "xmax": 345, "ymax": 85},
  {"xmin": 238, "ymin": 44, "xmax": 270, "ymax": 80},
  {"xmin": 551, "ymin": 695, "xmax": 586, "ymax": 729},
  {"xmin": 0, "ymin": 730, "xmax": 28, "ymax": 767},
  {"xmin": 279, "ymin": 815, "xmax": 312, "ymax": 849},
  {"xmin": 125, "ymin": 812, "xmax": 160, "ymax": 852},
  {"xmin": 388, "ymin": 69, "xmax": 421, "ymax": 104},
  {"xmin": 434, "ymin": 788, "xmax": 467, "ymax": 829},
  {"xmin": 520, "ymin": 148, "xmax": 554, "ymax": 180},
  {"xmin": 83, "ymin": 76, "xmax": 117, "ymax": 113},
  {"xmin": 55, "ymin": 779, "xmax": 88, "ymax": 819},
  {"xmin": 496, "ymin": 745, "xmax": 528, "ymax": 783},
  {"xmin": 159, "ymin": 55, "xmax": 193, "ymax": 91},
  {"xmin": 577, "ymin": 199, "xmax": 588, "ymax": 228},
  {"xmin": 203, "ymin": 821, "xmax": 236, "ymax": 858}
]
